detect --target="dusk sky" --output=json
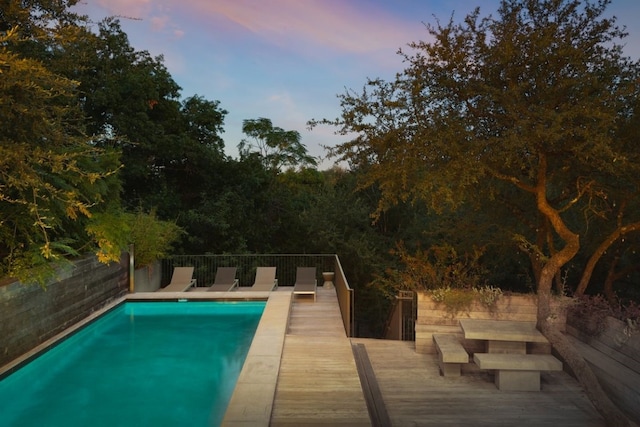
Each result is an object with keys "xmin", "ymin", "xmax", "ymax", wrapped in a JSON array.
[{"xmin": 73, "ymin": 1, "xmax": 640, "ymax": 169}]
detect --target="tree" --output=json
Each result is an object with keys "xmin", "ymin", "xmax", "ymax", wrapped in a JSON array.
[
  {"xmin": 239, "ymin": 117, "xmax": 317, "ymax": 171},
  {"xmin": 74, "ymin": 18, "xmax": 229, "ymax": 216},
  {"xmin": 0, "ymin": 26, "xmax": 122, "ymax": 282},
  {"xmin": 75, "ymin": 18, "xmax": 182, "ymax": 209},
  {"xmin": 0, "ymin": 2, "xmax": 196, "ymax": 283},
  {"xmin": 300, "ymin": 167, "xmax": 395, "ymax": 335},
  {"xmin": 319, "ymin": 1, "xmax": 639, "ymax": 424}
]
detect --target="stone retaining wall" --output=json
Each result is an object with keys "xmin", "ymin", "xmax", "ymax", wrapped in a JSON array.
[{"xmin": 0, "ymin": 255, "xmax": 129, "ymax": 367}]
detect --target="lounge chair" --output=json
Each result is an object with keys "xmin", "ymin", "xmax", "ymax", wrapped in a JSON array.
[
  {"xmin": 243, "ymin": 267, "xmax": 277, "ymax": 291},
  {"xmin": 160, "ymin": 266, "xmax": 196, "ymax": 292},
  {"xmin": 292, "ymin": 267, "xmax": 317, "ymax": 301},
  {"xmin": 207, "ymin": 267, "xmax": 239, "ymax": 291}
]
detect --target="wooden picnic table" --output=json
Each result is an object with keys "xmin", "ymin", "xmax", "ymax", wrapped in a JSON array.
[{"xmin": 459, "ymin": 319, "xmax": 548, "ymax": 354}]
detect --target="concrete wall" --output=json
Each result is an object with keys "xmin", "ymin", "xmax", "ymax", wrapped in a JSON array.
[
  {"xmin": 0, "ymin": 254, "xmax": 129, "ymax": 367},
  {"xmin": 133, "ymin": 260, "xmax": 162, "ymax": 292}
]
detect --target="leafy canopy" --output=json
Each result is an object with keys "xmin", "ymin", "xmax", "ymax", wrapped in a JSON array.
[
  {"xmin": 0, "ymin": 26, "xmax": 122, "ymax": 282},
  {"xmin": 239, "ymin": 117, "xmax": 317, "ymax": 171},
  {"xmin": 319, "ymin": 0, "xmax": 639, "ymax": 295}
]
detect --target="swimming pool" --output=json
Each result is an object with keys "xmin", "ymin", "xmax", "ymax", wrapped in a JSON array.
[{"xmin": 0, "ymin": 301, "xmax": 265, "ymax": 427}]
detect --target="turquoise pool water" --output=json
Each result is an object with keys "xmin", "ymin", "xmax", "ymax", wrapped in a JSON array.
[{"xmin": 0, "ymin": 301, "xmax": 265, "ymax": 427}]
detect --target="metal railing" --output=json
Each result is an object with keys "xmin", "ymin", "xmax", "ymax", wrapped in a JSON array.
[{"xmin": 162, "ymin": 254, "xmax": 354, "ymax": 337}]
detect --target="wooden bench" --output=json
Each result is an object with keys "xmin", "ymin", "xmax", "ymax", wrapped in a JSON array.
[
  {"xmin": 473, "ymin": 353, "xmax": 563, "ymax": 391},
  {"xmin": 433, "ymin": 334, "xmax": 469, "ymax": 376}
]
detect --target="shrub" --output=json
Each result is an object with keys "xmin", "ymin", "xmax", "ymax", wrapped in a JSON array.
[
  {"xmin": 429, "ymin": 284, "xmax": 503, "ymax": 317},
  {"xmin": 126, "ymin": 209, "xmax": 183, "ymax": 268},
  {"xmin": 474, "ymin": 285, "xmax": 503, "ymax": 310},
  {"xmin": 430, "ymin": 287, "xmax": 476, "ymax": 316},
  {"xmin": 568, "ymin": 294, "xmax": 640, "ymax": 337},
  {"xmin": 390, "ymin": 242, "xmax": 488, "ymax": 291}
]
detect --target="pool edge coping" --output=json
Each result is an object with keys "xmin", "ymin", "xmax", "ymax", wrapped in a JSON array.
[{"xmin": 221, "ymin": 291, "xmax": 292, "ymax": 426}]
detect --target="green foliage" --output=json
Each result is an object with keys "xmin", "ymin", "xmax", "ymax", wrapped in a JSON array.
[
  {"xmin": 568, "ymin": 294, "xmax": 614, "ymax": 336},
  {"xmin": 317, "ymin": 0, "xmax": 640, "ymax": 298},
  {"xmin": 568, "ymin": 294, "xmax": 640, "ymax": 337},
  {"xmin": 4, "ymin": 0, "xmax": 638, "ymax": 346},
  {"xmin": 430, "ymin": 287, "xmax": 477, "ymax": 317},
  {"xmin": 474, "ymin": 285, "xmax": 504, "ymax": 309},
  {"xmin": 429, "ymin": 285, "xmax": 504, "ymax": 317},
  {"xmin": 180, "ymin": 95, "xmax": 227, "ymax": 152},
  {"xmin": 387, "ymin": 242, "xmax": 488, "ymax": 292},
  {"xmin": 71, "ymin": 18, "xmax": 231, "ymax": 215},
  {"xmin": 126, "ymin": 209, "xmax": 183, "ymax": 268},
  {"xmin": 0, "ymin": 26, "xmax": 122, "ymax": 283},
  {"xmin": 239, "ymin": 118, "xmax": 317, "ymax": 171},
  {"xmin": 85, "ymin": 211, "xmax": 132, "ymax": 264}
]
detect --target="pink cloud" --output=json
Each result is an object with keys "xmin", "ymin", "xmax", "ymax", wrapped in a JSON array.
[
  {"xmin": 186, "ymin": 0, "xmax": 423, "ymax": 54},
  {"xmin": 150, "ymin": 15, "xmax": 169, "ymax": 31}
]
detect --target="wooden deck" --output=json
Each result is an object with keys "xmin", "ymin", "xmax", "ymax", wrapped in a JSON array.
[
  {"xmin": 270, "ymin": 288, "xmax": 370, "ymax": 426},
  {"xmin": 272, "ymin": 288, "xmax": 606, "ymax": 426}
]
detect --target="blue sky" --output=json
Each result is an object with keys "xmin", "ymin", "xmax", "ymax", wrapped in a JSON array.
[{"xmin": 74, "ymin": 1, "xmax": 640, "ymax": 169}]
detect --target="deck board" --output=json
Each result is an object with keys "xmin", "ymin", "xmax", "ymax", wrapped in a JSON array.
[
  {"xmin": 271, "ymin": 288, "xmax": 606, "ymax": 426},
  {"xmin": 270, "ymin": 289, "xmax": 370, "ymax": 426},
  {"xmin": 352, "ymin": 338, "xmax": 606, "ymax": 427}
]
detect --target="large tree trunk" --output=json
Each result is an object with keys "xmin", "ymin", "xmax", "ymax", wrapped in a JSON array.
[{"xmin": 534, "ymin": 158, "xmax": 632, "ymax": 426}]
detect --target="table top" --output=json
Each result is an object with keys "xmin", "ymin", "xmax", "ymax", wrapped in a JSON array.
[{"xmin": 459, "ymin": 319, "xmax": 548, "ymax": 343}]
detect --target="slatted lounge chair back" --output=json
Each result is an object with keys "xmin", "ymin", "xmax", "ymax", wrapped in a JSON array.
[
  {"xmin": 293, "ymin": 267, "xmax": 317, "ymax": 301},
  {"xmin": 160, "ymin": 266, "xmax": 196, "ymax": 292},
  {"xmin": 208, "ymin": 267, "xmax": 239, "ymax": 291},
  {"xmin": 250, "ymin": 267, "xmax": 277, "ymax": 291}
]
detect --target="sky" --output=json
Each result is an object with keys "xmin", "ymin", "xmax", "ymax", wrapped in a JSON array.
[{"xmin": 73, "ymin": 0, "xmax": 640, "ymax": 169}]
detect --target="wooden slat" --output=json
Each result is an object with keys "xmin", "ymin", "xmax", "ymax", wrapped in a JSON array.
[{"xmin": 352, "ymin": 343, "xmax": 392, "ymax": 427}]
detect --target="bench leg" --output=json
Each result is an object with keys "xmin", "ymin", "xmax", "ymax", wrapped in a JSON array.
[
  {"xmin": 495, "ymin": 370, "xmax": 540, "ymax": 391},
  {"xmin": 438, "ymin": 361, "xmax": 461, "ymax": 377},
  {"xmin": 487, "ymin": 340, "xmax": 526, "ymax": 354}
]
